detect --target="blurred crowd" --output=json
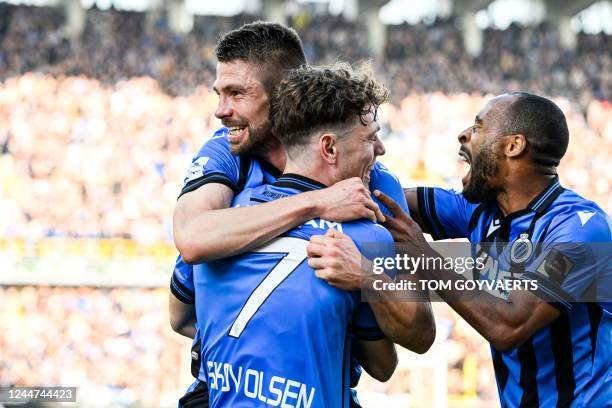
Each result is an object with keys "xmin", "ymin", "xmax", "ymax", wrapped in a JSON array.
[
  {"xmin": 0, "ymin": 6, "xmax": 609, "ymax": 243},
  {"xmin": 0, "ymin": 5, "xmax": 610, "ymax": 407},
  {"xmin": 0, "ymin": 286, "xmax": 189, "ymax": 407},
  {"xmin": 0, "ymin": 286, "xmax": 498, "ymax": 406},
  {"xmin": 1, "ymin": 6, "xmax": 609, "ymax": 105}
]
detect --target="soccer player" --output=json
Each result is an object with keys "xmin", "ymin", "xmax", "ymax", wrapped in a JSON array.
[
  {"xmin": 169, "ymin": 22, "xmax": 429, "ymax": 406},
  {"xmin": 191, "ymin": 62, "xmax": 434, "ymax": 408},
  {"xmin": 308, "ymin": 92, "xmax": 611, "ymax": 407}
]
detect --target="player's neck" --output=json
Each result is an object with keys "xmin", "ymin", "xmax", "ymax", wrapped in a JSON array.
[
  {"xmin": 282, "ymin": 161, "xmax": 333, "ymax": 187},
  {"xmin": 496, "ymin": 173, "xmax": 557, "ymax": 216},
  {"xmin": 257, "ymin": 143, "xmax": 286, "ymax": 173}
]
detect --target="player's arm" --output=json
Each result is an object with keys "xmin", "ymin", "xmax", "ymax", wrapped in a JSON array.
[
  {"xmin": 353, "ymin": 338, "xmax": 397, "ymax": 382},
  {"xmin": 169, "ymin": 256, "xmax": 197, "ymax": 338},
  {"xmin": 374, "ymin": 191, "xmax": 609, "ymax": 351},
  {"xmin": 169, "ymin": 292, "xmax": 196, "ymax": 339},
  {"xmin": 174, "ymin": 178, "xmax": 384, "ymax": 263},
  {"xmin": 403, "ymin": 187, "xmax": 428, "ymax": 232},
  {"xmin": 308, "ymin": 230, "xmax": 436, "ymax": 354},
  {"xmin": 403, "ymin": 187, "xmax": 479, "ymax": 239}
]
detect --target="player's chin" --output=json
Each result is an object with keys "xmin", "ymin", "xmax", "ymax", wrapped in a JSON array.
[{"xmin": 229, "ymin": 136, "xmax": 250, "ymax": 154}]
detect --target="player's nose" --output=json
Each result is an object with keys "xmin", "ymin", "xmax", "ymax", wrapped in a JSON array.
[
  {"xmin": 215, "ymin": 97, "xmax": 233, "ymax": 119},
  {"xmin": 458, "ymin": 126, "xmax": 472, "ymax": 145},
  {"xmin": 374, "ymin": 135, "xmax": 386, "ymax": 156}
]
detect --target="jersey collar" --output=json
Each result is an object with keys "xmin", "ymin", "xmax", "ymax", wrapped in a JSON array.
[
  {"xmin": 526, "ymin": 176, "xmax": 564, "ymax": 214},
  {"xmin": 258, "ymin": 159, "xmax": 283, "ymax": 179},
  {"xmin": 273, "ymin": 173, "xmax": 327, "ymax": 192},
  {"xmin": 498, "ymin": 176, "xmax": 564, "ymax": 221}
]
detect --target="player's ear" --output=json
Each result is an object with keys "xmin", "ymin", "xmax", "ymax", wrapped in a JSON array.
[
  {"xmin": 320, "ymin": 133, "xmax": 338, "ymax": 164},
  {"xmin": 504, "ymin": 134, "xmax": 527, "ymax": 158}
]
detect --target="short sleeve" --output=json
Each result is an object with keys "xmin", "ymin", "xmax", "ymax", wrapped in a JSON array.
[
  {"xmin": 179, "ymin": 129, "xmax": 241, "ymax": 198},
  {"xmin": 170, "ymin": 255, "xmax": 195, "ymax": 304},
  {"xmin": 417, "ymin": 187, "xmax": 479, "ymax": 240},
  {"xmin": 351, "ymin": 224, "xmax": 396, "ymax": 341},
  {"xmin": 370, "ymin": 161, "xmax": 410, "ymax": 216},
  {"xmin": 520, "ymin": 211, "xmax": 612, "ymax": 311}
]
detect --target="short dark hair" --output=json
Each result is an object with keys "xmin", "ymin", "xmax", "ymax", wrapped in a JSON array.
[
  {"xmin": 497, "ymin": 92, "xmax": 569, "ymax": 167},
  {"xmin": 215, "ymin": 21, "xmax": 307, "ymax": 95},
  {"xmin": 271, "ymin": 62, "xmax": 388, "ymax": 153}
]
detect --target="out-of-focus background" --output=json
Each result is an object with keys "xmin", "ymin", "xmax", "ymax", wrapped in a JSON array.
[{"xmin": 0, "ymin": 0, "xmax": 610, "ymax": 406}]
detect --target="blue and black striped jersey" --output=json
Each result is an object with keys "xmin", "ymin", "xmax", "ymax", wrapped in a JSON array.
[{"xmin": 418, "ymin": 178, "xmax": 611, "ymax": 407}]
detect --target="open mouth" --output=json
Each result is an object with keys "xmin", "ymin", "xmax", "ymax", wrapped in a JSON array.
[
  {"xmin": 228, "ymin": 126, "xmax": 247, "ymax": 144},
  {"xmin": 363, "ymin": 164, "xmax": 375, "ymax": 184},
  {"xmin": 458, "ymin": 150, "xmax": 472, "ymax": 186}
]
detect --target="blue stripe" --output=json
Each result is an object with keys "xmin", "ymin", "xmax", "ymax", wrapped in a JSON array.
[
  {"xmin": 501, "ymin": 349, "xmax": 522, "ymax": 406},
  {"xmin": 280, "ymin": 177, "xmax": 322, "ymax": 191},
  {"xmin": 567, "ymin": 305, "xmax": 594, "ymax": 399},
  {"xmin": 532, "ymin": 327, "xmax": 558, "ymax": 407},
  {"xmin": 532, "ymin": 181, "xmax": 559, "ymax": 210}
]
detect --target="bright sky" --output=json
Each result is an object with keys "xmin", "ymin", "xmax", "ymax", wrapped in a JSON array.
[{"xmin": 2, "ymin": 0, "xmax": 611, "ymax": 34}]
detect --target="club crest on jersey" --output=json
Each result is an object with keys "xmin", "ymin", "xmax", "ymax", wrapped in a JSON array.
[{"xmin": 510, "ymin": 233, "xmax": 533, "ymax": 264}]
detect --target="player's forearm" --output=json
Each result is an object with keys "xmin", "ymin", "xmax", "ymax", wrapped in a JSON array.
[
  {"xmin": 176, "ymin": 193, "xmax": 319, "ymax": 263},
  {"xmin": 174, "ymin": 324, "xmax": 197, "ymax": 339},
  {"xmin": 415, "ymin": 256, "xmax": 546, "ymax": 351},
  {"xmin": 364, "ymin": 274, "xmax": 436, "ymax": 354},
  {"xmin": 355, "ymin": 338, "xmax": 397, "ymax": 382}
]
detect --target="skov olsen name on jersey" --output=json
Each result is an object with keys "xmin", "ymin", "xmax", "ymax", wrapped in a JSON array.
[{"xmin": 207, "ymin": 361, "xmax": 316, "ymax": 408}]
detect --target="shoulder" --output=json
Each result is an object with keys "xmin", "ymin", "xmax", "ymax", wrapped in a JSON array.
[
  {"xmin": 344, "ymin": 220, "xmax": 394, "ymax": 246},
  {"xmin": 370, "ymin": 161, "xmax": 402, "ymax": 187},
  {"xmin": 194, "ymin": 127, "xmax": 231, "ymax": 155},
  {"xmin": 544, "ymin": 190, "xmax": 611, "ymax": 242}
]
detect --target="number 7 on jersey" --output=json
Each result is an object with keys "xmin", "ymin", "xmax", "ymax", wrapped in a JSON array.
[{"xmin": 229, "ymin": 237, "xmax": 309, "ymax": 338}]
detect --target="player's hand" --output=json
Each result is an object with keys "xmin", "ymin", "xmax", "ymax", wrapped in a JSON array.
[
  {"xmin": 373, "ymin": 190, "xmax": 427, "ymax": 245},
  {"xmin": 307, "ymin": 229, "xmax": 371, "ymax": 291},
  {"xmin": 373, "ymin": 190, "xmax": 438, "ymax": 262},
  {"xmin": 309, "ymin": 178, "xmax": 385, "ymax": 224}
]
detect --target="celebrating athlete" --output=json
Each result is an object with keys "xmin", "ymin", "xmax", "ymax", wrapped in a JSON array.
[{"xmin": 309, "ymin": 92, "xmax": 611, "ymax": 407}]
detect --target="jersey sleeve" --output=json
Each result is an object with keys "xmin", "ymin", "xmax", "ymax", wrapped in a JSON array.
[
  {"xmin": 170, "ymin": 255, "xmax": 195, "ymax": 304},
  {"xmin": 416, "ymin": 187, "xmax": 479, "ymax": 240},
  {"xmin": 179, "ymin": 129, "xmax": 241, "ymax": 198},
  {"xmin": 350, "ymin": 224, "xmax": 396, "ymax": 341},
  {"xmin": 370, "ymin": 161, "xmax": 410, "ymax": 216},
  {"xmin": 520, "ymin": 211, "xmax": 612, "ymax": 311}
]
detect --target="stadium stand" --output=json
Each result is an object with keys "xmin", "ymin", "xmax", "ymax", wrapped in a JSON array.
[{"xmin": 0, "ymin": 3, "xmax": 609, "ymax": 407}]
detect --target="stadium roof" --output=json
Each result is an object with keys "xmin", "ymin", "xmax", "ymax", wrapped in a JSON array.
[{"xmin": 1, "ymin": 0, "xmax": 610, "ymax": 33}]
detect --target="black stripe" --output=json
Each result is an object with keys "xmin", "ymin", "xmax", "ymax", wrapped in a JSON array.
[
  {"xmin": 170, "ymin": 276, "xmax": 194, "ymax": 304},
  {"xmin": 416, "ymin": 187, "xmax": 437, "ymax": 238},
  {"xmin": 341, "ymin": 331, "xmax": 349, "ymax": 408},
  {"xmin": 427, "ymin": 187, "xmax": 449, "ymax": 239},
  {"xmin": 518, "ymin": 339, "xmax": 540, "ymax": 407},
  {"xmin": 178, "ymin": 172, "xmax": 238, "ymax": 199},
  {"xmin": 492, "ymin": 350, "xmax": 510, "ymax": 393},
  {"xmin": 272, "ymin": 181, "xmax": 316, "ymax": 192},
  {"xmin": 258, "ymin": 159, "xmax": 283, "ymax": 179},
  {"xmin": 237, "ymin": 156, "xmax": 251, "ymax": 192},
  {"xmin": 587, "ymin": 303, "xmax": 603, "ymax": 364},
  {"xmin": 352, "ymin": 326, "xmax": 386, "ymax": 341},
  {"xmin": 534, "ymin": 186, "xmax": 565, "ymax": 214},
  {"xmin": 250, "ymin": 197, "xmax": 267, "ymax": 204},
  {"xmin": 550, "ymin": 312, "xmax": 576, "ymax": 407},
  {"xmin": 469, "ymin": 204, "xmax": 486, "ymax": 234}
]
